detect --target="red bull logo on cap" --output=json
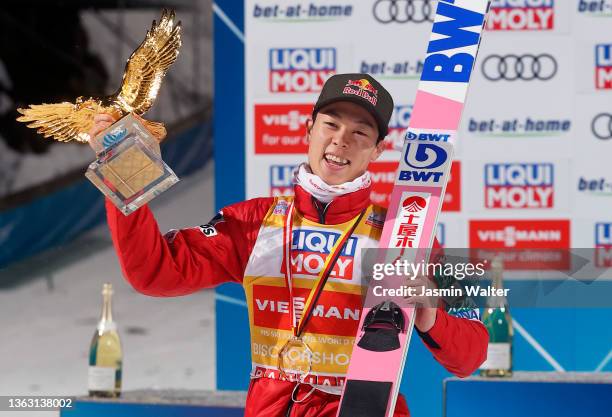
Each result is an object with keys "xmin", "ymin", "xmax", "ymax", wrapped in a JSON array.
[{"xmin": 343, "ymin": 78, "xmax": 378, "ymax": 105}]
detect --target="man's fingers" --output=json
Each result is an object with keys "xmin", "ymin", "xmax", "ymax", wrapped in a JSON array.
[{"xmin": 94, "ymin": 113, "xmax": 117, "ymax": 123}]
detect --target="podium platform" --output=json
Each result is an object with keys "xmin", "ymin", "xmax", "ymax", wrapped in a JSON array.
[
  {"xmin": 60, "ymin": 389, "xmax": 247, "ymax": 417},
  {"xmin": 444, "ymin": 372, "xmax": 612, "ymax": 417}
]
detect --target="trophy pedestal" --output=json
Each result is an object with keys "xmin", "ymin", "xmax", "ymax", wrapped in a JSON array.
[{"xmin": 85, "ymin": 114, "xmax": 179, "ymax": 216}]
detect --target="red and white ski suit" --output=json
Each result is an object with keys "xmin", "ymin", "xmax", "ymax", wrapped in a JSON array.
[{"xmin": 106, "ymin": 183, "xmax": 488, "ymax": 416}]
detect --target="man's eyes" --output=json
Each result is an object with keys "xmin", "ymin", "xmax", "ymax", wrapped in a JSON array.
[{"xmin": 323, "ymin": 121, "xmax": 369, "ymax": 137}]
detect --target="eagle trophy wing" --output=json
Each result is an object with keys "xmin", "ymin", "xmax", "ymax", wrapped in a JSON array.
[
  {"xmin": 114, "ymin": 9, "xmax": 182, "ymax": 115},
  {"xmin": 16, "ymin": 102, "xmax": 100, "ymax": 143}
]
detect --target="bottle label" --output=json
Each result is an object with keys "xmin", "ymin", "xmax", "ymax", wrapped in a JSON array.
[
  {"xmin": 480, "ymin": 343, "xmax": 511, "ymax": 370},
  {"xmin": 88, "ymin": 366, "xmax": 116, "ymax": 391}
]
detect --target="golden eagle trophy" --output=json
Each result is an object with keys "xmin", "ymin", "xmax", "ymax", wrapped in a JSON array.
[{"xmin": 16, "ymin": 9, "xmax": 182, "ymax": 215}]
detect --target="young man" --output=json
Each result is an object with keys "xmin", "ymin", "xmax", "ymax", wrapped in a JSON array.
[{"xmin": 91, "ymin": 73, "xmax": 487, "ymax": 417}]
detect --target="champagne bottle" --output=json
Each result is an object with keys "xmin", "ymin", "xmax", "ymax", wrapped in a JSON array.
[
  {"xmin": 480, "ymin": 257, "xmax": 513, "ymax": 377},
  {"xmin": 88, "ymin": 283, "xmax": 123, "ymax": 397}
]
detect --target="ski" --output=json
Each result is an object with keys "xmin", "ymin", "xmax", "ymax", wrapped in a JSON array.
[{"xmin": 337, "ymin": 1, "xmax": 491, "ymax": 416}]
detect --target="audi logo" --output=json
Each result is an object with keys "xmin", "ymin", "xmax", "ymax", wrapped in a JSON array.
[
  {"xmin": 592, "ymin": 113, "xmax": 612, "ymax": 140},
  {"xmin": 481, "ymin": 54, "xmax": 558, "ymax": 81},
  {"xmin": 373, "ymin": 0, "xmax": 436, "ymax": 24}
]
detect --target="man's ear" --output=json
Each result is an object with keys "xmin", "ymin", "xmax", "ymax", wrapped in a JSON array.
[
  {"xmin": 305, "ymin": 118, "xmax": 314, "ymax": 143},
  {"xmin": 371, "ymin": 139, "xmax": 386, "ymax": 162}
]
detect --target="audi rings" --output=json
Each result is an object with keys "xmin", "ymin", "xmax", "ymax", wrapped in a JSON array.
[
  {"xmin": 373, "ymin": 0, "xmax": 435, "ymax": 24},
  {"xmin": 592, "ymin": 113, "xmax": 612, "ymax": 140},
  {"xmin": 481, "ymin": 54, "xmax": 558, "ymax": 81}
]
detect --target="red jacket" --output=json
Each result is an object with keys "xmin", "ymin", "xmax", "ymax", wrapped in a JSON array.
[{"xmin": 106, "ymin": 184, "xmax": 488, "ymax": 416}]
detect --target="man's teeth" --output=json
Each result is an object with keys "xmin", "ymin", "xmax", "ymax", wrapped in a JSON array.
[{"xmin": 325, "ymin": 154, "xmax": 349, "ymax": 165}]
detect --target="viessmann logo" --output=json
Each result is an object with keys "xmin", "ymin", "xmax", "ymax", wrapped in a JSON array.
[
  {"xmin": 269, "ymin": 48, "xmax": 336, "ymax": 93},
  {"xmin": 595, "ymin": 44, "xmax": 612, "ymax": 90},
  {"xmin": 487, "ymin": 0, "xmax": 554, "ymax": 31},
  {"xmin": 484, "ymin": 163, "xmax": 554, "ymax": 209},
  {"xmin": 253, "ymin": 3, "xmax": 353, "ymax": 21},
  {"xmin": 252, "ymin": 285, "xmax": 361, "ymax": 337},
  {"xmin": 254, "ymin": 104, "xmax": 311, "ymax": 154},
  {"xmin": 469, "ymin": 220, "xmax": 570, "ymax": 248}
]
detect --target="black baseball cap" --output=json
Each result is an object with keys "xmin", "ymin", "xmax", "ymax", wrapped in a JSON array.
[{"xmin": 312, "ymin": 73, "xmax": 394, "ymax": 141}]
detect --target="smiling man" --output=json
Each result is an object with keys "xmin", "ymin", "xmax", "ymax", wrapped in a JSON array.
[{"xmin": 95, "ymin": 73, "xmax": 487, "ymax": 417}]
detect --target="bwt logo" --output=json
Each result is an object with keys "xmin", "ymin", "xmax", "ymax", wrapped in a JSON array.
[
  {"xmin": 269, "ymin": 48, "xmax": 336, "ymax": 93},
  {"xmin": 399, "ymin": 143, "xmax": 448, "ymax": 183},
  {"xmin": 289, "ymin": 229, "xmax": 358, "ymax": 279},
  {"xmin": 484, "ymin": 163, "xmax": 554, "ymax": 209},
  {"xmin": 595, "ymin": 44, "xmax": 612, "ymax": 90},
  {"xmin": 487, "ymin": 0, "xmax": 554, "ymax": 31},
  {"xmin": 383, "ymin": 105, "xmax": 412, "ymax": 151},
  {"xmin": 270, "ymin": 165, "xmax": 298, "ymax": 196},
  {"xmin": 417, "ymin": 0, "xmax": 487, "ymax": 84}
]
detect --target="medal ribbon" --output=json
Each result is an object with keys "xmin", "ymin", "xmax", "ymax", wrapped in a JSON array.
[{"xmin": 282, "ymin": 202, "xmax": 367, "ymax": 338}]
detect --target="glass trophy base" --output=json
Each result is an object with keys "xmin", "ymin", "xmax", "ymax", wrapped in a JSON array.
[{"xmin": 85, "ymin": 114, "xmax": 179, "ymax": 216}]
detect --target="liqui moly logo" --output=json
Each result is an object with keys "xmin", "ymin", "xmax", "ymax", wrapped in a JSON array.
[
  {"xmin": 287, "ymin": 229, "xmax": 358, "ymax": 280},
  {"xmin": 487, "ymin": 0, "xmax": 554, "ymax": 31},
  {"xmin": 269, "ymin": 48, "xmax": 336, "ymax": 93},
  {"xmin": 383, "ymin": 105, "xmax": 412, "ymax": 151},
  {"xmin": 595, "ymin": 44, "xmax": 612, "ymax": 90},
  {"xmin": 270, "ymin": 165, "xmax": 297, "ymax": 196},
  {"xmin": 252, "ymin": 285, "xmax": 361, "ymax": 336},
  {"xmin": 254, "ymin": 104, "xmax": 311, "ymax": 153},
  {"xmin": 595, "ymin": 223, "xmax": 612, "ymax": 267},
  {"xmin": 470, "ymin": 220, "xmax": 570, "ymax": 248},
  {"xmin": 484, "ymin": 163, "xmax": 554, "ymax": 209},
  {"xmin": 596, "ymin": 223, "xmax": 612, "ymax": 247}
]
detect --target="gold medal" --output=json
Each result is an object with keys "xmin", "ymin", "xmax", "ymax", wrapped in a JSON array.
[{"xmin": 277, "ymin": 336, "xmax": 313, "ymax": 382}]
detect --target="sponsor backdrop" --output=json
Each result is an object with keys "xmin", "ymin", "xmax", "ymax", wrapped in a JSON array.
[{"xmin": 214, "ymin": 1, "xmax": 612, "ymax": 416}]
